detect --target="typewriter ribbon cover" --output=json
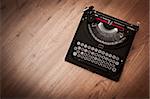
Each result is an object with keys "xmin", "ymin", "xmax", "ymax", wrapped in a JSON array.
[{"xmin": 65, "ymin": 6, "xmax": 139, "ymax": 81}]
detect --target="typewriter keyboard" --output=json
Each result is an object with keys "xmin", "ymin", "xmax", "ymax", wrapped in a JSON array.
[{"xmin": 72, "ymin": 41, "xmax": 123, "ymax": 72}]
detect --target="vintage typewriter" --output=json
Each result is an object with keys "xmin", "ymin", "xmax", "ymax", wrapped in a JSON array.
[{"xmin": 65, "ymin": 6, "xmax": 139, "ymax": 81}]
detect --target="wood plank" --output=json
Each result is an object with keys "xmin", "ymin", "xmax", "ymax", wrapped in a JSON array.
[{"xmin": 1, "ymin": 0, "xmax": 149, "ymax": 98}]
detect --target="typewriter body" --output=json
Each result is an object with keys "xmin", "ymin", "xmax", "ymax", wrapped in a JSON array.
[{"xmin": 65, "ymin": 6, "xmax": 139, "ymax": 81}]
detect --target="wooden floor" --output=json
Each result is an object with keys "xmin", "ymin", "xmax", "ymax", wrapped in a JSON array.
[{"xmin": 1, "ymin": 0, "xmax": 149, "ymax": 98}]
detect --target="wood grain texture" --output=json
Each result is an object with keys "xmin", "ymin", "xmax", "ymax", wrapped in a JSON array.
[{"xmin": 1, "ymin": 0, "xmax": 149, "ymax": 98}]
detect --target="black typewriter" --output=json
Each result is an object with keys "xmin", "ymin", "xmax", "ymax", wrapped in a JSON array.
[{"xmin": 65, "ymin": 6, "xmax": 139, "ymax": 81}]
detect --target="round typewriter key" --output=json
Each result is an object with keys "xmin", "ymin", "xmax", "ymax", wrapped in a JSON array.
[
  {"xmin": 98, "ymin": 62, "xmax": 102, "ymax": 66},
  {"xmin": 89, "ymin": 55, "xmax": 92, "ymax": 58},
  {"xmin": 77, "ymin": 54, "xmax": 81, "ymax": 58},
  {"xmin": 104, "ymin": 56, "xmax": 107, "ymax": 60},
  {"xmin": 97, "ymin": 57, "xmax": 100, "ymax": 61},
  {"xmin": 77, "ymin": 41, "xmax": 80, "ymax": 45},
  {"xmin": 103, "ymin": 64, "xmax": 107, "ymax": 68},
  {"xmin": 121, "ymin": 60, "xmax": 123, "ymax": 62},
  {"xmin": 108, "ymin": 59, "xmax": 112, "ymax": 62},
  {"xmin": 103, "ymin": 56, "xmax": 106, "ymax": 60},
  {"xmin": 84, "ymin": 57, "xmax": 88, "ymax": 60},
  {"xmin": 85, "ymin": 57, "xmax": 89, "ymax": 61},
  {"xmin": 88, "ymin": 50, "xmax": 91, "ymax": 54},
  {"xmin": 74, "ymin": 47, "xmax": 77, "ymax": 50},
  {"xmin": 73, "ymin": 52, "xmax": 77, "ymax": 56},
  {"xmin": 107, "ymin": 65, "xmax": 112, "ymax": 70},
  {"xmin": 87, "ymin": 58, "xmax": 89, "ymax": 61},
  {"xmin": 116, "ymin": 57, "xmax": 119, "ymax": 60},
  {"xmin": 105, "ymin": 57, "xmax": 108, "ymax": 61},
  {"xmin": 94, "ymin": 57, "xmax": 97, "ymax": 60},
  {"xmin": 94, "ymin": 61, "xmax": 98, "ymax": 64},
  {"xmin": 111, "ymin": 64, "xmax": 115, "ymax": 67},
  {"xmin": 112, "ymin": 68, "xmax": 117, "ymax": 72},
  {"xmin": 101, "ymin": 60, "xmax": 104, "ymax": 64},
  {"xmin": 89, "ymin": 56, "xmax": 92, "ymax": 60},
  {"xmin": 87, "ymin": 54, "xmax": 90, "ymax": 57},
  {"xmin": 83, "ymin": 55, "xmax": 86, "ymax": 58},
  {"xmin": 87, "ymin": 45, "xmax": 91, "ymax": 49},
  {"xmin": 108, "ymin": 54, "xmax": 112, "ymax": 57},
  {"xmin": 84, "ymin": 53, "xmax": 88, "ymax": 56},
  {"xmin": 80, "ymin": 52, "xmax": 84, "ymax": 55},
  {"xmin": 98, "ymin": 50, "xmax": 101, "ymax": 53},
  {"xmin": 84, "ymin": 44, "xmax": 87, "ymax": 48},
  {"xmin": 97, "ymin": 58, "xmax": 101, "ymax": 62},
  {"xmin": 91, "ymin": 56, "xmax": 95, "ymax": 59},
  {"xmin": 91, "ymin": 59, "xmax": 94, "ymax": 63},
  {"xmin": 112, "ymin": 60, "xmax": 116, "ymax": 63},
  {"xmin": 81, "ymin": 43, "xmax": 84, "ymax": 46},
  {"xmin": 112, "ymin": 55, "xmax": 116, "ymax": 59},
  {"xmin": 115, "ymin": 61, "xmax": 119, "ymax": 65},
  {"xmin": 93, "ymin": 60, "xmax": 96, "ymax": 64},
  {"xmin": 91, "ymin": 52, "xmax": 94, "ymax": 55},
  {"xmin": 81, "ymin": 48, "xmax": 84, "ymax": 51},
  {"xmin": 76, "ymin": 50, "xmax": 80, "ymax": 53},
  {"xmin": 104, "ymin": 61, "xmax": 108, "ymax": 65},
  {"xmin": 101, "ymin": 56, "xmax": 105, "ymax": 59},
  {"xmin": 80, "ymin": 55, "xmax": 84, "ymax": 59},
  {"xmin": 78, "ymin": 46, "xmax": 81, "ymax": 50},
  {"xmin": 98, "ymin": 54, "xmax": 102, "ymax": 58},
  {"xmin": 105, "ymin": 52, "xmax": 108, "ymax": 56},
  {"xmin": 94, "ymin": 53, "xmax": 98, "ymax": 56},
  {"xmin": 94, "ymin": 48, "xmax": 98, "ymax": 52},
  {"xmin": 84, "ymin": 49, "xmax": 88, "ymax": 52},
  {"xmin": 91, "ymin": 47, "xmax": 94, "ymax": 50},
  {"xmin": 83, "ymin": 56, "xmax": 86, "ymax": 60},
  {"xmin": 105, "ymin": 64, "xmax": 109, "ymax": 69},
  {"xmin": 108, "ymin": 63, "xmax": 113, "ymax": 68},
  {"xmin": 101, "ymin": 51, "xmax": 105, "ymax": 55},
  {"xmin": 87, "ymin": 57, "xmax": 90, "ymax": 61}
]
